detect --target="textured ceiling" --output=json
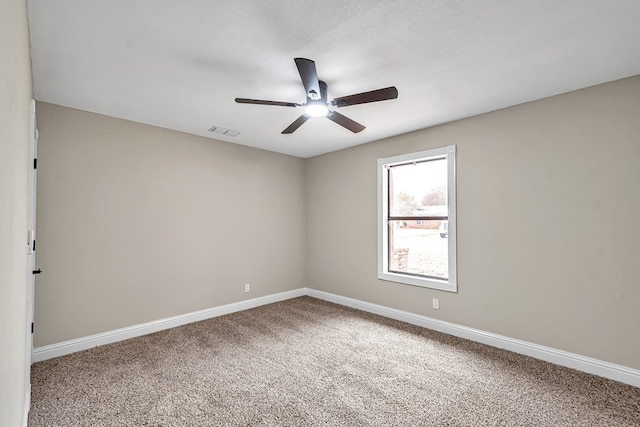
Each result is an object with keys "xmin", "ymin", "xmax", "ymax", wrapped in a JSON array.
[{"xmin": 27, "ymin": 1, "xmax": 640, "ymax": 158}]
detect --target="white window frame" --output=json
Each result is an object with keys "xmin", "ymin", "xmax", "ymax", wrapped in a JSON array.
[{"xmin": 377, "ymin": 145, "xmax": 457, "ymax": 292}]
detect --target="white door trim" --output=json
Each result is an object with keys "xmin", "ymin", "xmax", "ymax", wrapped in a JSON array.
[
  {"xmin": 27, "ymin": 99, "xmax": 37, "ymax": 366},
  {"xmin": 24, "ymin": 99, "xmax": 37, "ymax": 427}
]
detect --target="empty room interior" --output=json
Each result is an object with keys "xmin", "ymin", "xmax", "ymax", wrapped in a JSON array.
[{"xmin": 2, "ymin": 1, "xmax": 640, "ymax": 426}]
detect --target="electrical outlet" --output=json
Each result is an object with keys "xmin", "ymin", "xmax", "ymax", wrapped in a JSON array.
[
  {"xmin": 432, "ymin": 298, "xmax": 439, "ymax": 310},
  {"xmin": 244, "ymin": 283, "xmax": 250, "ymax": 293}
]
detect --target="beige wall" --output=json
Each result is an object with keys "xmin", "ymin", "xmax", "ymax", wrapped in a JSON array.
[
  {"xmin": 34, "ymin": 103, "xmax": 306, "ymax": 346},
  {"xmin": 34, "ymin": 76, "xmax": 640, "ymax": 373},
  {"xmin": 0, "ymin": 0, "xmax": 32, "ymax": 425},
  {"xmin": 306, "ymin": 76, "xmax": 640, "ymax": 370}
]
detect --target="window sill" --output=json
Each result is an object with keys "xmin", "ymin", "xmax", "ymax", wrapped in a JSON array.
[{"xmin": 378, "ymin": 271, "xmax": 457, "ymax": 293}]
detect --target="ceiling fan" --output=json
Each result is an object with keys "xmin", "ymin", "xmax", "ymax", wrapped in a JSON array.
[{"xmin": 235, "ymin": 58, "xmax": 398, "ymax": 134}]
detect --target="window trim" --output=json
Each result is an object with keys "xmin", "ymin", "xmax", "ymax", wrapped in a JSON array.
[{"xmin": 377, "ymin": 145, "xmax": 457, "ymax": 292}]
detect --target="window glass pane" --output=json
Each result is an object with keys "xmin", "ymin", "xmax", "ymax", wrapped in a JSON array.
[
  {"xmin": 389, "ymin": 220, "xmax": 449, "ymax": 279},
  {"xmin": 389, "ymin": 158, "xmax": 447, "ymax": 217}
]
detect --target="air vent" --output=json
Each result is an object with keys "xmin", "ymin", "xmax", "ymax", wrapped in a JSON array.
[{"xmin": 208, "ymin": 126, "xmax": 240, "ymax": 137}]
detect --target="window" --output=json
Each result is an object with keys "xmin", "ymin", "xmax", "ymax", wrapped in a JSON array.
[{"xmin": 377, "ymin": 145, "xmax": 457, "ymax": 292}]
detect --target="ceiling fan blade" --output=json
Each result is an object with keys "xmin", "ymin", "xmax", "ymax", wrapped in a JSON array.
[
  {"xmin": 235, "ymin": 98, "xmax": 299, "ymax": 107},
  {"xmin": 294, "ymin": 58, "xmax": 321, "ymax": 100},
  {"xmin": 331, "ymin": 86, "xmax": 398, "ymax": 108},
  {"xmin": 282, "ymin": 115, "xmax": 310, "ymax": 134},
  {"xmin": 327, "ymin": 111, "xmax": 365, "ymax": 133}
]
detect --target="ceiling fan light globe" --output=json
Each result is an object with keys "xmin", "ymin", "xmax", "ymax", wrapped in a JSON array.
[{"xmin": 305, "ymin": 102, "xmax": 329, "ymax": 117}]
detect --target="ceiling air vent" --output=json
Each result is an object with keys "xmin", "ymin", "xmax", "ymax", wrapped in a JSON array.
[{"xmin": 208, "ymin": 126, "xmax": 240, "ymax": 137}]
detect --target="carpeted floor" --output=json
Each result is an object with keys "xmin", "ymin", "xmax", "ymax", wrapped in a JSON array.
[{"xmin": 29, "ymin": 296, "xmax": 640, "ymax": 426}]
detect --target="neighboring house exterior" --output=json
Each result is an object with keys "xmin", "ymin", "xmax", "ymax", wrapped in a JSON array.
[{"xmin": 401, "ymin": 205, "xmax": 447, "ymax": 229}]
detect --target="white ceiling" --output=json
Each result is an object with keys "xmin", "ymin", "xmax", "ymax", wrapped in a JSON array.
[{"xmin": 27, "ymin": 1, "xmax": 640, "ymax": 158}]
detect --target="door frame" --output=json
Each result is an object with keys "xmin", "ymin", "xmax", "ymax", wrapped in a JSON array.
[{"xmin": 26, "ymin": 99, "xmax": 37, "ymax": 368}]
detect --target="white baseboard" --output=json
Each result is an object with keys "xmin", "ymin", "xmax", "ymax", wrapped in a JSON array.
[
  {"xmin": 33, "ymin": 287, "xmax": 640, "ymax": 389},
  {"xmin": 305, "ymin": 288, "xmax": 640, "ymax": 388},
  {"xmin": 32, "ymin": 288, "xmax": 306, "ymax": 363}
]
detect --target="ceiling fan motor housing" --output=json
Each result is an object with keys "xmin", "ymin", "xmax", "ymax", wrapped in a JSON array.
[{"xmin": 304, "ymin": 81, "xmax": 330, "ymax": 117}]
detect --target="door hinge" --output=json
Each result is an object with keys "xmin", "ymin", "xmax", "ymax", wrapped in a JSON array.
[
  {"xmin": 33, "ymin": 158, "xmax": 37, "ymax": 169},
  {"xmin": 31, "ymin": 323, "xmax": 34, "ymax": 334}
]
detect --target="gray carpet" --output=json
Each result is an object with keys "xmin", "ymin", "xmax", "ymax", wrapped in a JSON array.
[{"xmin": 29, "ymin": 296, "xmax": 640, "ymax": 426}]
